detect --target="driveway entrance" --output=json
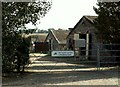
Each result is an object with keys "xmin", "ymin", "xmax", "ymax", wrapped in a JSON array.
[
  {"xmin": 3, "ymin": 54, "xmax": 119, "ymax": 86},
  {"xmin": 28, "ymin": 53, "xmax": 99, "ymax": 73}
]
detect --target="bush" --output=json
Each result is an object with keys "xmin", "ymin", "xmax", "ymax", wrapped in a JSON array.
[{"xmin": 2, "ymin": 34, "xmax": 31, "ymax": 73}]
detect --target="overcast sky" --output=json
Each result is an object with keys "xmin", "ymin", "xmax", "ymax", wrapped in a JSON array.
[{"xmin": 26, "ymin": 0, "xmax": 98, "ymax": 30}]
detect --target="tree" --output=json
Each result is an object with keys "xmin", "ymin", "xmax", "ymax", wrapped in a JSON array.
[
  {"xmin": 37, "ymin": 29, "xmax": 48, "ymax": 33},
  {"xmin": 19, "ymin": 29, "xmax": 37, "ymax": 34},
  {"xmin": 2, "ymin": 1, "xmax": 52, "ymax": 73},
  {"xmin": 93, "ymin": 2, "xmax": 120, "ymax": 63},
  {"xmin": 93, "ymin": 2, "xmax": 120, "ymax": 43}
]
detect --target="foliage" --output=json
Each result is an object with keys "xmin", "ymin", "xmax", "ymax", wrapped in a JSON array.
[
  {"xmin": 19, "ymin": 29, "xmax": 37, "ymax": 34},
  {"xmin": 2, "ymin": 1, "xmax": 52, "ymax": 73},
  {"xmin": 93, "ymin": 2, "xmax": 120, "ymax": 43},
  {"xmin": 2, "ymin": 34, "xmax": 31, "ymax": 72},
  {"xmin": 37, "ymin": 29, "xmax": 48, "ymax": 33},
  {"xmin": 93, "ymin": 2, "xmax": 120, "ymax": 63},
  {"xmin": 2, "ymin": 1, "xmax": 52, "ymax": 35}
]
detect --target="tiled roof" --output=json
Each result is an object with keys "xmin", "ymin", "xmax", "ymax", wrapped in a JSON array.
[
  {"xmin": 28, "ymin": 33, "xmax": 48, "ymax": 42},
  {"xmin": 51, "ymin": 29, "xmax": 69, "ymax": 44}
]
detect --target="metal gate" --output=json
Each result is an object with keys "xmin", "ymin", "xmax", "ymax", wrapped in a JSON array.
[{"xmin": 27, "ymin": 43, "xmax": 120, "ymax": 73}]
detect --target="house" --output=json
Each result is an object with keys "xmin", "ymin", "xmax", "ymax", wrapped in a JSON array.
[
  {"xmin": 67, "ymin": 15, "xmax": 99, "ymax": 60},
  {"xmin": 28, "ymin": 33, "xmax": 48, "ymax": 42},
  {"xmin": 67, "ymin": 15, "xmax": 117, "ymax": 62},
  {"xmin": 45, "ymin": 29, "xmax": 69, "ymax": 51},
  {"xmin": 67, "ymin": 15, "xmax": 97, "ymax": 45}
]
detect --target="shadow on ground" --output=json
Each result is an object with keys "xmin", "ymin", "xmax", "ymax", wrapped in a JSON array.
[{"xmin": 2, "ymin": 55, "xmax": 119, "ymax": 86}]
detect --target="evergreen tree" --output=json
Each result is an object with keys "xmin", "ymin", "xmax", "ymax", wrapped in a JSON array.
[
  {"xmin": 93, "ymin": 2, "xmax": 120, "ymax": 43},
  {"xmin": 93, "ymin": 2, "xmax": 120, "ymax": 63}
]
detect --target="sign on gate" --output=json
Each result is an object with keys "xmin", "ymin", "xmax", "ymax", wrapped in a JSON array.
[{"xmin": 52, "ymin": 51, "xmax": 74, "ymax": 57}]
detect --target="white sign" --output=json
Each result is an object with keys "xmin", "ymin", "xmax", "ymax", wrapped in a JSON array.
[
  {"xmin": 75, "ymin": 39, "xmax": 86, "ymax": 47},
  {"xmin": 52, "ymin": 51, "xmax": 74, "ymax": 57}
]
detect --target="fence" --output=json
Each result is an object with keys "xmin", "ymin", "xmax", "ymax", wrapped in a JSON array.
[
  {"xmin": 75, "ymin": 43, "xmax": 120, "ymax": 71},
  {"xmin": 29, "ymin": 42, "xmax": 120, "ymax": 71}
]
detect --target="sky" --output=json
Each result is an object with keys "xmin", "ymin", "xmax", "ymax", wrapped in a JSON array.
[{"xmin": 25, "ymin": 0, "xmax": 98, "ymax": 30}]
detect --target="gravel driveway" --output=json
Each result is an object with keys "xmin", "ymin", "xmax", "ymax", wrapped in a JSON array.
[{"xmin": 2, "ymin": 55, "xmax": 120, "ymax": 87}]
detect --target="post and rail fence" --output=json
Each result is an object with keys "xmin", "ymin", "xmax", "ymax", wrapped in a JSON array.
[{"xmin": 29, "ymin": 42, "xmax": 120, "ymax": 72}]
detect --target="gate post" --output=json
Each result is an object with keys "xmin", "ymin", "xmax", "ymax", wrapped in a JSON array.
[{"xmin": 97, "ymin": 44, "xmax": 100, "ymax": 71}]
